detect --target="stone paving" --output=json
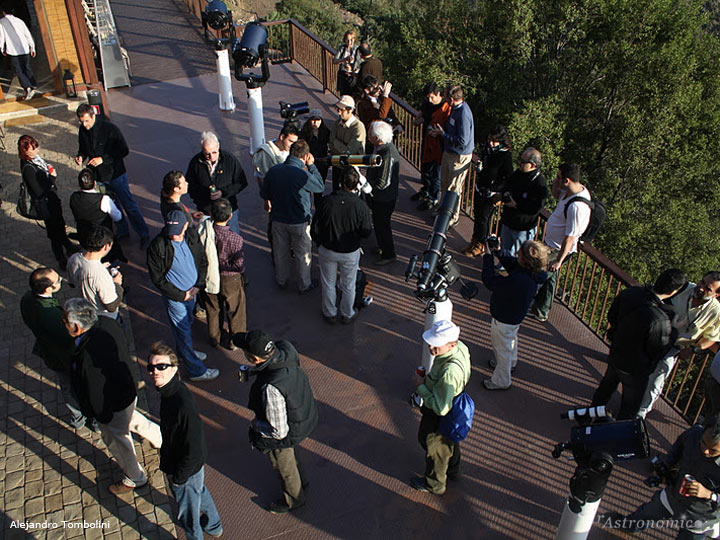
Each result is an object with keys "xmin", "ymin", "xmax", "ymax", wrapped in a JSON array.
[{"xmin": 0, "ymin": 110, "xmax": 176, "ymax": 539}]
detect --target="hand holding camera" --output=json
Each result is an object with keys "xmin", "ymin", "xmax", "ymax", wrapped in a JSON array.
[{"xmin": 410, "ymin": 392, "xmax": 424, "ymax": 408}]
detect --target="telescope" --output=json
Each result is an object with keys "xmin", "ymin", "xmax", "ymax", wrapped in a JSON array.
[
  {"xmin": 280, "ymin": 101, "xmax": 310, "ymax": 120},
  {"xmin": 322, "ymin": 154, "xmax": 383, "ymax": 168}
]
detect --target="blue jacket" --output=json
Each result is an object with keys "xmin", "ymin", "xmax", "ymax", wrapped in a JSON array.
[
  {"xmin": 443, "ymin": 101, "xmax": 474, "ymax": 155},
  {"xmin": 482, "ymin": 253, "xmax": 547, "ymax": 325},
  {"xmin": 260, "ymin": 156, "xmax": 324, "ymax": 224}
]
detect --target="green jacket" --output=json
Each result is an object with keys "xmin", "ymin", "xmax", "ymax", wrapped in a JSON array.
[
  {"xmin": 416, "ymin": 340, "xmax": 471, "ymax": 416},
  {"xmin": 20, "ymin": 291, "xmax": 75, "ymax": 372}
]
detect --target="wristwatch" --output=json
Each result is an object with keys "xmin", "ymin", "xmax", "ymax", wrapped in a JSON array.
[{"xmin": 711, "ymin": 492, "xmax": 719, "ymax": 504}]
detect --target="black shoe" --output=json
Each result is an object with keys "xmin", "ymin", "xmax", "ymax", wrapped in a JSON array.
[
  {"xmin": 410, "ymin": 191, "xmax": 425, "ymax": 202},
  {"xmin": 268, "ymin": 499, "xmax": 304, "ymax": 514},
  {"xmin": 340, "ymin": 312, "xmax": 357, "ymax": 325},
  {"xmin": 323, "ymin": 314, "xmax": 338, "ymax": 324},
  {"xmin": 409, "ymin": 476, "xmax": 444, "ymax": 495},
  {"xmin": 299, "ymin": 279, "xmax": 319, "ymax": 295}
]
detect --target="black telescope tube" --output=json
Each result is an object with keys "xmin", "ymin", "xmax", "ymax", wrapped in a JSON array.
[{"xmin": 416, "ymin": 191, "xmax": 459, "ymax": 293}]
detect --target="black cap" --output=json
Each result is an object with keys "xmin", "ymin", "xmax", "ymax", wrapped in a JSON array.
[{"xmin": 232, "ymin": 329, "xmax": 274, "ymax": 357}]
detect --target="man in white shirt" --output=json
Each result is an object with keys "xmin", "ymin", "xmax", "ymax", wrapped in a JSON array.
[
  {"xmin": 529, "ymin": 163, "xmax": 591, "ymax": 322},
  {"xmin": 66, "ymin": 226, "xmax": 124, "ymax": 320},
  {"xmin": 0, "ymin": 9, "xmax": 36, "ymax": 100}
]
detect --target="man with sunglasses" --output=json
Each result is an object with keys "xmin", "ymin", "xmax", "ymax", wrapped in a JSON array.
[
  {"xmin": 62, "ymin": 298, "xmax": 161, "ymax": 495},
  {"xmin": 638, "ymin": 271, "xmax": 720, "ymax": 419},
  {"xmin": 148, "ymin": 342, "xmax": 223, "ymax": 539},
  {"xmin": 21, "ymin": 267, "xmax": 85, "ymax": 429}
]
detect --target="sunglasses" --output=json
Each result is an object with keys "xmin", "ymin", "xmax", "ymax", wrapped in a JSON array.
[{"xmin": 147, "ymin": 363, "xmax": 174, "ymax": 373}]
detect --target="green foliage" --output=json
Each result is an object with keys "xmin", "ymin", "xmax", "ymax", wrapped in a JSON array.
[
  {"xmin": 268, "ymin": 0, "xmax": 349, "ymax": 47},
  {"xmin": 279, "ymin": 0, "xmax": 720, "ymax": 283}
]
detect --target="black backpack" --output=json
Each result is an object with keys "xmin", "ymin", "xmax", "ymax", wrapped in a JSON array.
[{"xmin": 563, "ymin": 191, "xmax": 606, "ymax": 243}]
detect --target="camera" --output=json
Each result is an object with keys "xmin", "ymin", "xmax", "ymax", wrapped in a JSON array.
[
  {"xmin": 279, "ymin": 101, "xmax": 310, "ymax": 121},
  {"xmin": 645, "ymin": 455, "xmax": 673, "ymax": 487}
]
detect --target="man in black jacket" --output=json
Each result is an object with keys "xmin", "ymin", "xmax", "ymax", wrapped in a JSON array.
[
  {"xmin": 311, "ymin": 167, "xmax": 372, "ymax": 324},
  {"xmin": 366, "ymin": 120, "xmax": 400, "ymax": 266},
  {"xmin": 21, "ymin": 267, "xmax": 85, "ymax": 428},
  {"xmin": 591, "ymin": 268, "xmax": 686, "ymax": 419},
  {"xmin": 234, "ymin": 329, "xmax": 318, "ymax": 514},
  {"xmin": 499, "ymin": 147, "xmax": 547, "ymax": 256},
  {"xmin": 74, "ymin": 104, "xmax": 150, "ymax": 248},
  {"xmin": 147, "ymin": 210, "xmax": 218, "ymax": 382},
  {"xmin": 148, "ymin": 342, "xmax": 222, "ymax": 539},
  {"xmin": 185, "ymin": 131, "xmax": 248, "ymax": 235},
  {"xmin": 62, "ymin": 298, "xmax": 161, "ymax": 495}
]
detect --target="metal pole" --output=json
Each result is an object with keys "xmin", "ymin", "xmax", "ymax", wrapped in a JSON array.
[{"xmin": 216, "ymin": 48, "xmax": 236, "ymax": 111}]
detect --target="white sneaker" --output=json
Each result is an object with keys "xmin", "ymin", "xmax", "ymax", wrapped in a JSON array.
[
  {"xmin": 194, "ymin": 350, "xmax": 207, "ymax": 361},
  {"xmin": 189, "ymin": 368, "xmax": 219, "ymax": 382},
  {"xmin": 25, "ymin": 88, "xmax": 35, "ymax": 100}
]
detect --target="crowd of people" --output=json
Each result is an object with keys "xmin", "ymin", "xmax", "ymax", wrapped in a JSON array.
[{"xmin": 13, "ymin": 36, "xmax": 720, "ymax": 539}]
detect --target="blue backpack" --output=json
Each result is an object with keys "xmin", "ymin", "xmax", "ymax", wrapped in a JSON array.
[{"xmin": 438, "ymin": 359, "xmax": 475, "ymax": 443}]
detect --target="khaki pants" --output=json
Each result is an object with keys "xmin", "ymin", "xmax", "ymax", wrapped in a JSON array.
[
  {"xmin": 440, "ymin": 152, "xmax": 472, "ymax": 220},
  {"xmin": 205, "ymin": 273, "xmax": 247, "ymax": 345},
  {"xmin": 418, "ymin": 407, "xmax": 460, "ymax": 494},
  {"xmin": 268, "ymin": 447, "xmax": 306, "ymax": 508},
  {"xmin": 272, "ymin": 221, "xmax": 313, "ymax": 291},
  {"xmin": 489, "ymin": 318, "xmax": 519, "ymax": 388}
]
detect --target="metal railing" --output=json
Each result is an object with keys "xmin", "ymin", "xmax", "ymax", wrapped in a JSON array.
[{"xmin": 174, "ymin": 13, "xmax": 710, "ymax": 424}]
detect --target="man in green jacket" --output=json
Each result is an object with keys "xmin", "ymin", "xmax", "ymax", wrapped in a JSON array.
[
  {"xmin": 411, "ymin": 320, "xmax": 471, "ymax": 495},
  {"xmin": 20, "ymin": 267, "xmax": 85, "ymax": 428}
]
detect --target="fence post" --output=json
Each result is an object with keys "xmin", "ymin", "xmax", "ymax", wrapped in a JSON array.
[
  {"xmin": 322, "ymin": 50, "xmax": 329, "ymax": 93},
  {"xmin": 288, "ymin": 21, "xmax": 295, "ymax": 62}
]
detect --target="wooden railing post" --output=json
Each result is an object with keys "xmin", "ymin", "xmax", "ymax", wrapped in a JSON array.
[
  {"xmin": 321, "ymin": 50, "xmax": 328, "ymax": 93},
  {"xmin": 288, "ymin": 21, "xmax": 295, "ymax": 63}
]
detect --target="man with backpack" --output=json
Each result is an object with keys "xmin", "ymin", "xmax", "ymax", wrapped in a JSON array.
[
  {"xmin": 410, "ymin": 320, "xmax": 471, "ymax": 495},
  {"xmin": 528, "ymin": 163, "xmax": 593, "ymax": 322}
]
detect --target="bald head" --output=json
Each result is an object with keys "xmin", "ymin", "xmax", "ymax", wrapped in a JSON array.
[{"xmin": 520, "ymin": 147, "xmax": 541, "ymax": 172}]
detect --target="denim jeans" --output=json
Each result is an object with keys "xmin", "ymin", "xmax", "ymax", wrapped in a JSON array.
[
  {"xmin": 163, "ymin": 296, "xmax": 207, "ymax": 377},
  {"xmin": 169, "ymin": 466, "xmax": 223, "ymax": 540},
  {"xmin": 10, "ymin": 54, "xmax": 36, "ymax": 90},
  {"xmin": 500, "ymin": 224, "xmax": 535, "ymax": 257},
  {"xmin": 625, "ymin": 489, "xmax": 708, "ymax": 539},
  {"xmin": 420, "ymin": 162, "xmax": 441, "ymax": 201},
  {"xmin": 227, "ymin": 209, "xmax": 241, "ymax": 235},
  {"xmin": 104, "ymin": 173, "xmax": 149, "ymax": 239},
  {"xmin": 318, "ymin": 246, "xmax": 360, "ymax": 318}
]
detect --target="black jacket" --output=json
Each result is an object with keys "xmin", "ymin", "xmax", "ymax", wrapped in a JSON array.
[
  {"xmin": 500, "ymin": 169, "xmax": 548, "ymax": 231},
  {"xmin": 607, "ymin": 286, "xmax": 677, "ymax": 375},
  {"xmin": 71, "ymin": 316, "xmax": 136, "ymax": 423},
  {"xmin": 311, "ymin": 190, "xmax": 372, "ymax": 253},
  {"xmin": 185, "ymin": 150, "xmax": 248, "ymax": 214},
  {"xmin": 21, "ymin": 160, "xmax": 55, "ymax": 199},
  {"xmin": 146, "ymin": 232, "xmax": 208, "ymax": 302},
  {"xmin": 367, "ymin": 142, "xmax": 400, "ymax": 203},
  {"xmin": 476, "ymin": 145, "xmax": 513, "ymax": 191},
  {"xmin": 77, "ymin": 117, "xmax": 129, "ymax": 182},
  {"xmin": 158, "ymin": 374, "xmax": 207, "ymax": 484},
  {"xmin": 248, "ymin": 340, "xmax": 318, "ymax": 452}
]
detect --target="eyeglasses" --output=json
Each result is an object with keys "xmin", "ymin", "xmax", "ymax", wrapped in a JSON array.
[
  {"xmin": 147, "ymin": 363, "xmax": 174, "ymax": 373},
  {"xmin": 53, "ymin": 276, "xmax": 63, "ymax": 286}
]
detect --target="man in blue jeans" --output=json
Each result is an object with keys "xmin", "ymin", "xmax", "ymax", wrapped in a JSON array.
[
  {"xmin": 149, "ymin": 342, "xmax": 222, "ymax": 539},
  {"xmin": 75, "ymin": 103, "xmax": 150, "ymax": 249},
  {"xmin": 147, "ymin": 211, "xmax": 218, "ymax": 382}
]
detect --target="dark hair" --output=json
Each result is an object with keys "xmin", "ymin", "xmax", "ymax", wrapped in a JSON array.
[
  {"xmin": 559, "ymin": 163, "xmax": 581, "ymax": 183},
  {"xmin": 449, "ymin": 85, "xmax": 464, "ymax": 101},
  {"xmin": 342, "ymin": 167, "xmax": 361, "ymax": 191},
  {"xmin": 703, "ymin": 413, "xmax": 720, "ymax": 443},
  {"xmin": 78, "ymin": 167, "xmax": 96, "ymax": 190},
  {"xmin": 704, "ymin": 271, "xmax": 720, "ymax": 284},
  {"xmin": 161, "ymin": 170, "xmax": 184, "ymax": 198},
  {"xmin": 279, "ymin": 124, "xmax": 300, "ymax": 138},
  {"xmin": 18, "ymin": 134, "xmax": 39, "ymax": 161},
  {"xmin": 488, "ymin": 124, "xmax": 512, "ymax": 150},
  {"xmin": 358, "ymin": 42, "xmax": 372, "ymax": 56},
  {"xmin": 211, "ymin": 198, "xmax": 233, "ymax": 222},
  {"xmin": 289, "ymin": 139, "xmax": 310, "ymax": 158},
  {"xmin": 29, "ymin": 267, "xmax": 55, "ymax": 295},
  {"xmin": 85, "ymin": 226, "xmax": 114, "ymax": 252},
  {"xmin": 149, "ymin": 341, "xmax": 180, "ymax": 367},
  {"xmin": 362, "ymin": 75, "xmax": 378, "ymax": 90},
  {"xmin": 423, "ymin": 82, "xmax": 440, "ymax": 96},
  {"xmin": 653, "ymin": 268, "xmax": 687, "ymax": 295},
  {"xmin": 76, "ymin": 103, "xmax": 95, "ymax": 118}
]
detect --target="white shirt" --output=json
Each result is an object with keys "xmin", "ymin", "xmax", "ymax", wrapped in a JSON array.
[
  {"xmin": 66, "ymin": 253, "xmax": 119, "ymax": 319},
  {"xmin": 0, "ymin": 15, "xmax": 34, "ymax": 56},
  {"xmin": 82, "ymin": 189, "xmax": 122, "ymax": 222},
  {"xmin": 544, "ymin": 186, "xmax": 591, "ymax": 253}
]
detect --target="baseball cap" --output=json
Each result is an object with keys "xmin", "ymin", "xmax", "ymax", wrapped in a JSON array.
[
  {"xmin": 165, "ymin": 210, "xmax": 187, "ymax": 236},
  {"xmin": 233, "ymin": 329, "xmax": 275, "ymax": 357},
  {"xmin": 422, "ymin": 320, "xmax": 460, "ymax": 347},
  {"xmin": 336, "ymin": 95, "xmax": 355, "ymax": 110}
]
